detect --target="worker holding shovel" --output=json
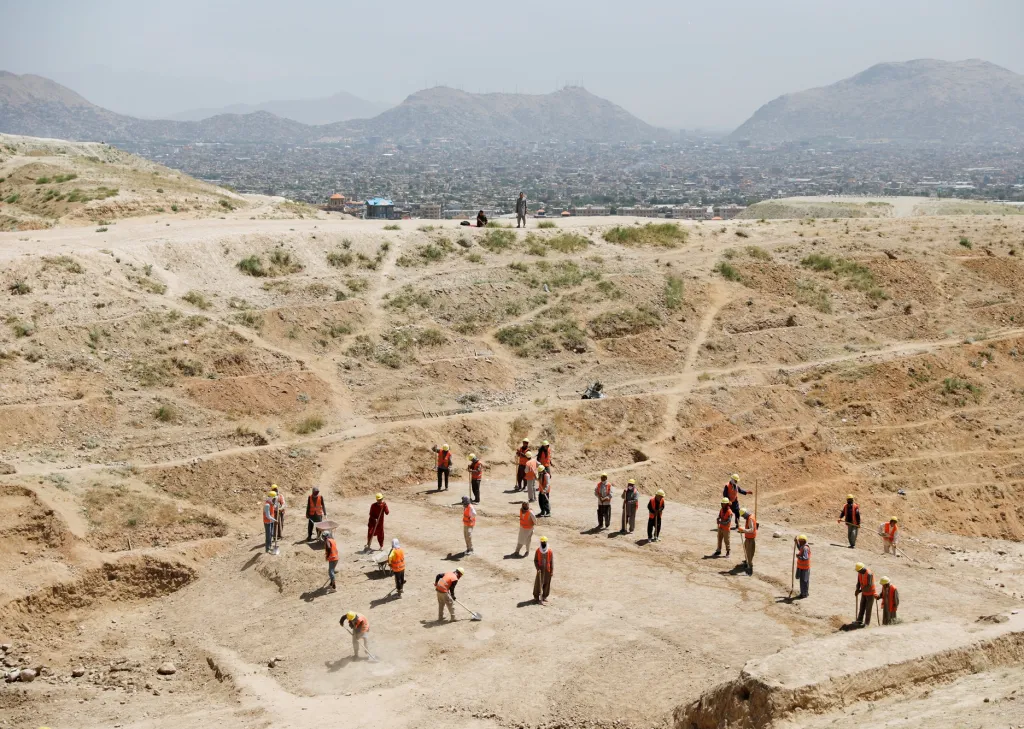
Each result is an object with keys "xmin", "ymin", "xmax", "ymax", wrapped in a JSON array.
[
  {"xmin": 854, "ymin": 562, "xmax": 878, "ymax": 627},
  {"xmin": 434, "ymin": 567, "xmax": 464, "ymax": 622},
  {"xmin": 712, "ymin": 498, "xmax": 732, "ymax": 557},
  {"xmin": 879, "ymin": 517, "xmax": 900, "ymax": 556},
  {"xmin": 341, "ymin": 611, "xmax": 372, "ymax": 659},
  {"xmin": 305, "ymin": 486, "xmax": 326, "ymax": 542},
  {"xmin": 365, "ymin": 493, "xmax": 389, "ymax": 551}
]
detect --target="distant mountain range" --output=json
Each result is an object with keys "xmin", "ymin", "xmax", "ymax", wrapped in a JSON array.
[
  {"xmin": 167, "ymin": 91, "xmax": 391, "ymax": 125},
  {"xmin": 731, "ymin": 59, "xmax": 1024, "ymax": 144},
  {"xmin": 0, "ymin": 72, "xmax": 663, "ymax": 144}
]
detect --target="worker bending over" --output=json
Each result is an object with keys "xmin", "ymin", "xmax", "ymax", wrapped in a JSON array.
[
  {"xmin": 737, "ymin": 507, "xmax": 757, "ymax": 574},
  {"xmin": 341, "ymin": 611, "xmax": 370, "ymax": 659},
  {"xmin": 534, "ymin": 536, "xmax": 553, "ymax": 604},
  {"xmin": 879, "ymin": 517, "xmax": 900, "ymax": 556},
  {"xmin": 434, "ymin": 567, "xmax": 464, "ymax": 622},
  {"xmin": 837, "ymin": 494, "xmax": 860, "ymax": 548},
  {"xmin": 878, "ymin": 576, "xmax": 899, "ymax": 624},
  {"xmin": 595, "ymin": 473, "xmax": 613, "ymax": 530},
  {"xmin": 854, "ymin": 562, "xmax": 878, "ymax": 627},
  {"xmin": 713, "ymin": 497, "xmax": 732, "ymax": 557},
  {"xmin": 647, "ymin": 489, "xmax": 666, "ymax": 542}
]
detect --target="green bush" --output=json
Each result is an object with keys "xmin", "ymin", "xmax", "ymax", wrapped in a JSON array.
[
  {"xmin": 327, "ymin": 250, "xmax": 353, "ymax": 267},
  {"xmin": 589, "ymin": 307, "xmax": 662, "ymax": 338},
  {"xmin": 153, "ymin": 404, "xmax": 178, "ymax": 422},
  {"xmin": 537, "ymin": 221, "xmax": 557, "ymax": 229},
  {"xmin": 479, "ymin": 228, "xmax": 517, "ymax": 253},
  {"xmin": 603, "ymin": 223, "xmax": 686, "ymax": 248},
  {"xmin": 959, "ymin": 237, "xmax": 972, "ymax": 249},
  {"xmin": 237, "ymin": 255, "xmax": 267, "ymax": 277},
  {"xmin": 182, "ymin": 290, "xmax": 211, "ymax": 309},
  {"xmin": 543, "ymin": 232, "xmax": 591, "ymax": 253},
  {"xmin": 715, "ymin": 261, "xmax": 742, "ymax": 281},
  {"xmin": 293, "ymin": 416, "xmax": 325, "ymax": 434},
  {"xmin": 8, "ymin": 280, "xmax": 31, "ymax": 295},
  {"xmin": 745, "ymin": 245, "xmax": 772, "ymax": 261},
  {"xmin": 42, "ymin": 255, "xmax": 83, "ymax": 274},
  {"xmin": 664, "ymin": 275, "xmax": 684, "ymax": 309},
  {"xmin": 383, "ymin": 224, "xmax": 400, "ymax": 231}
]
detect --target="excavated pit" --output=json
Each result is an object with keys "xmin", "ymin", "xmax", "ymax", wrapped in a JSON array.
[{"xmin": 676, "ymin": 613, "xmax": 1024, "ymax": 729}]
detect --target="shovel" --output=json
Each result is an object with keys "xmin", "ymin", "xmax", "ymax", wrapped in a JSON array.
[
  {"xmin": 454, "ymin": 598, "xmax": 483, "ymax": 621},
  {"xmin": 343, "ymin": 626, "xmax": 378, "ymax": 662}
]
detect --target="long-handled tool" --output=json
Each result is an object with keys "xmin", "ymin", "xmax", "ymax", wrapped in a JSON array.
[
  {"xmin": 854, "ymin": 593, "xmax": 858, "ymax": 626},
  {"xmin": 454, "ymin": 598, "xmax": 483, "ymax": 621},
  {"xmin": 343, "ymin": 626, "xmax": 378, "ymax": 662},
  {"xmin": 789, "ymin": 541, "xmax": 796, "ymax": 598},
  {"xmin": 366, "ymin": 507, "xmax": 385, "ymax": 552},
  {"xmin": 875, "ymin": 598, "xmax": 881, "ymax": 626}
]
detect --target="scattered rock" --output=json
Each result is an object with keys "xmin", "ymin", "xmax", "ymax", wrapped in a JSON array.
[
  {"xmin": 19, "ymin": 669, "xmax": 37, "ymax": 683},
  {"xmin": 977, "ymin": 614, "xmax": 1009, "ymax": 624},
  {"xmin": 0, "ymin": 644, "xmax": 10, "ymax": 652},
  {"xmin": 773, "ymin": 532, "xmax": 782, "ymax": 538},
  {"xmin": 0, "ymin": 461, "xmax": 15, "ymax": 475},
  {"xmin": 156, "ymin": 662, "xmax": 177, "ymax": 675},
  {"xmin": 72, "ymin": 668, "xmax": 85, "ymax": 678}
]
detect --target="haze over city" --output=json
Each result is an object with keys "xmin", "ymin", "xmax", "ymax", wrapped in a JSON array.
[{"xmin": 2, "ymin": 0, "xmax": 1023, "ymax": 129}]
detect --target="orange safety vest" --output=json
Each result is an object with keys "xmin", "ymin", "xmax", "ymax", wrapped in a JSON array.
[
  {"xmin": 649, "ymin": 496, "xmax": 664, "ymax": 519},
  {"xmin": 743, "ymin": 514, "xmax": 757, "ymax": 539},
  {"xmin": 275, "ymin": 494, "xmax": 286, "ymax": 510},
  {"xmin": 307, "ymin": 493, "xmax": 325, "ymax": 516},
  {"xmin": 539, "ymin": 471, "xmax": 551, "ymax": 495},
  {"xmin": 858, "ymin": 568, "xmax": 877, "ymax": 597},
  {"xmin": 524, "ymin": 459, "xmax": 538, "ymax": 481},
  {"xmin": 388, "ymin": 548, "xmax": 405, "ymax": 572},
  {"xmin": 538, "ymin": 447, "xmax": 551, "ymax": 467},
  {"xmin": 436, "ymin": 572, "xmax": 458, "ymax": 593},
  {"xmin": 463, "ymin": 505, "xmax": 476, "ymax": 527},
  {"xmin": 324, "ymin": 537, "xmax": 339, "ymax": 562},
  {"xmin": 263, "ymin": 500, "xmax": 276, "ymax": 524},
  {"xmin": 717, "ymin": 505, "xmax": 732, "ymax": 529},
  {"xmin": 796, "ymin": 544, "xmax": 811, "ymax": 570},
  {"xmin": 725, "ymin": 483, "xmax": 739, "ymax": 502},
  {"xmin": 437, "ymin": 450, "xmax": 452, "ymax": 468},
  {"xmin": 469, "ymin": 460, "xmax": 484, "ymax": 479},
  {"xmin": 595, "ymin": 481, "xmax": 612, "ymax": 502},
  {"xmin": 883, "ymin": 522, "xmax": 899, "ymax": 543},
  {"xmin": 881, "ymin": 584, "xmax": 898, "ymax": 613},
  {"xmin": 516, "ymin": 448, "xmax": 529, "ymax": 466},
  {"xmin": 535, "ymin": 547, "xmax": 553, "ymax": 573},
  {"xmin": 520, "ymin": 510, "xmax": 535, "ymax": 529},
  {"xmin": 351, "ymin": 614, "xmax": 369, "ymax": 634},
  {"xmin": 841, "ymin": 502, "xmax": 859, "ymax": 524}
]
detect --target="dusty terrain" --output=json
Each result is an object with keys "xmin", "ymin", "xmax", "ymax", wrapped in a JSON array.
[{"xmin": 2, "ymin": 166, "xmax": 1024, "ymax": 728}]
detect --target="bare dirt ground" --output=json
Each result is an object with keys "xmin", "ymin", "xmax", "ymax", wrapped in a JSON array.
[{"xmin": 2, "ymin": 183, "xmax": 1024, "ymax": 728}]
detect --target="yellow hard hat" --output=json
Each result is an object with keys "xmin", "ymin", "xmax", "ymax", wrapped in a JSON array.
[
  {"xmin": 656, "ymin": 489, "xmax": 665, "ymax": 496},
  {"xmin": 721, "ymin": 497, "xmax": 730, "ymax": 504},
  {"xmin": 538, "ymin": 465, "xmax": 545, "ymax": 472},
  {"xmin": 730, "ymin": 473, "xmax": 740, "ymax": 482},
  {"xmin": 268, "ymin": 491, "xmax": 277, "ymax": 497},
  {"xmin": 346, "ymin": 611, "xmax": 356, "ymax": 620},
  {"xmin": 540, "ymin": 536, "xmax": 548, "ymax": 543},
  {"xmin": 442, "ymin": 443, "xmax": 449, "ymax": 450},
  {"xmin": 542, "ymin": 440, "xmax": 549, "ymax": 446},
  {"xmin": 375, "ymin": 493, "xmax": 383, "ymax": 501},
  {"xmin": 468, "ymin": 453, "xmax": 476, "ymax": 460},
  {"xmin": 739, "ymin": 508, "xmax": 747, "ymax": 516},
  {"xmin": 890, "ymin": 516, "xmax": 898, "ymax": 523},
  {"xmin": 855, "ymin": 562, "xmax": 865, "ymax": 571},
  {"xmin": 880, "ymin": 577, "xmax": 890, "ymax": 585},
  {"xmin": 797, "ymin": 534, "xmax": 807, "ymax": 541},
  {"xmin": 455, "ymin": 567, "xmax": 465, "ymax": 575},
  {"xmin": 522, "ymin": 438, "xmax": 530, "ymax": 443},
  {"xmin": 600, "ymin": 472, "xmax": 608, "ymax": 478},
  {"xmin": 271, "ymin": 483, "xmax": 279, "ymax": 489},
  {"xmin": 846, "ymin": 494, "xmax": 854, "ymax": 500},
  {"xmin": 627, "ymin": 479, "xmax": 636, "ymax": 485}
]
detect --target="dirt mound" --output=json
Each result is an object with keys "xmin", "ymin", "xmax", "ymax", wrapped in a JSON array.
[
  {"xmin": 1, "ymin": 555, "xmax": 196, "ymax": 628},
  {"xmin": 676, "ymin": 614, "xmax": 1024, "ymax": 729},
  {"xmin": 143, "ymin": 446, "xmax": 322, "ymax": 513},
  {"xmin": 185, "ymin": 370, "xmax": 333, "ymax": 416}
]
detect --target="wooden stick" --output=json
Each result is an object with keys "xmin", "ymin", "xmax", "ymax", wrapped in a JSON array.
[{"xmin": 127, "ymin": 535, "xmax": 133, "ymax": 551}]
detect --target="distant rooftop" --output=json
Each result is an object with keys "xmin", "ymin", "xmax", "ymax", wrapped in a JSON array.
[{"xmin": 366, "ymin": 197, "xmax": 394, "ymax": 206}]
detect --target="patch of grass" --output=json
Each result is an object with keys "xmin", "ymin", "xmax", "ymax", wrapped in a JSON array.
[
  {"xmin": 801, "ymin": 253, "xmax": 836, "ymax": 271},
  {"xmin": 66, "ymin": 187, "xmax": 118, "ymax": 203},
  {"xmin": 467, "ymin": 252, "xmax": 483, "ymax": 263},
  {"xmin": 12, "ymin": 320, "xmax": 35, "ymax": 337},
  {"xmin": 496, "ymin": 323, "xmax": 544, "ymax": 349},
  {"xmin": 292, "ymin": 416, "xmax": 325, "ymax": 434},
  {"xmin": 383, "ymin": 224, "xmax": 401, "ymax": 231},
  {"xmin": 795, "ymin": 280, "xmax": 832, "ymax": 313},
  {"xmin": 485, "ymin": 220, "xmax": 510, "ymax": 228},
  {"xmin": 800, "ymin": 254, "xmax": 884, "ymax": 297},
  {"xmin": 596, "ymin": 280, "xmax": 622, "ymax": 300},
  {"xmin": 3, "ymin": 193, "xmax": 19, "ymax": 204},
  {"xmin": 182, "ymin": 290, "xmax": 211, "ymax": 309},
  {"xmin": 326, "ymin": 250, "xmax": 353, "ymax": 267},
  {"xmin": 384, "ymin": 285, "xmax": 430, "ymax": 312},
  {"xmin": 269, "ymin": 249, "xmax": 303, "ymax": 274},
  {"xmin": 95, "ymin": 227, "xmax": 109, "ymax": 233},
  {"xmin": 588, "ymin": 307, "xmax": 662, "ymax": 339},
  {"xmin": 417, "ymin": 224, "xmax": 436, "ymax": 232},
  {"xmin": 959, "ymin": 236, "xmax": 972, "ymax": 249},
  {"xmin": 153, "ymin": 404, "xmax": 178, "ymax": 422},
  {"xmin": 745, "ymin": 245, "xmax": 772, "ymax": 261},
  {"xmin": 664, "ymin": 275, "xmax": 684, "ymax": 309},
  {"xmin": 714, "ymin": 261, "xmax": 742, "ymax": 282},
  {"xmin": 35, "ymin": 176, "xmax": 51, "ymax": 185},
  {"xmin": 324, "ymin": 321, "xmax": 352, "ymax": 338},
  {"xmin": 54, "ymin": 173, "xmax": 77, "ymax": 183},
  {"xmin": 234, "ymin": 311, "xmax": 263, "ymax": 329},
  {"xmin": 543, "ymin": 232, "xmax": 591, "ymax": 254},
  {"xmin": 537, "ymin": 221, "xmax": 557, "ymax": 229},
  {"xmin": 237, "ymin": 255, "xmax": 267, "ymax": 277},
  {"xmin": 130, "ymin": 274, "xmax": 166, "ymax": 295},
  {"xmin": 170, "ymin": 204, "xmax": 179, "ymax": 212},
  {"xmin": 345, "ymin": 277, "xmax": 369, "ymax": 293},
  {"xmin": 602, "ymin": 223, "xmax": 686, "ymax": 248},
  {"xmin": 943, "ymin": 377, "xmax": 982, "ymax": 400},
  {"xmin": 8, "ymin": 280, "xmax": 31, "ymax": 295},
  {"xmin": 345, "ymin": 334, "xmax": 375, "ymax": 358},
  {"xmin": 396, "ymin": 238, "xmax": 454, "ymax": 267},
  {"xmin": 479, "ymin": 228, "xmax": 517, "ymax": 253}
]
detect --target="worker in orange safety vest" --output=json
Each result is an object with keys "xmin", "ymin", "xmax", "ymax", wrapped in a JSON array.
[
  {"xmin": 262, "ymin": 491, "xmax": 277, "ymax": 554},
  {"xmin": 513, "ymin": 502, "xmax": 537, "ymax": 557},
  {"xmin": 467, "ymin": 454, "xmax": 484, "ymax": 504},
  {"xmin": 877, "ymin": 576, "xmax": 900, "ymax": 625},
  {"xmin": 878, "ymin": 517, "xmax": 900, "ymax": 556},
  {"xmin": 514, "ymin": 439, "xmax": 531, "ymax": 491},
  {"xmin": 794, "ymin": 535, "xmax": 810, "ymax": 598},
  {"xmin": 341, "ymin": 611, "xmax": 370, "ymax": 658},
  {"xmin": 306, "ymin": 486, "xmax": 326, "ymax": 541},
  {"xmin": 854, "ymin": 562, "xmax": 878, "ymax": 627},
  {"xmin": 434, "ymin": 567, "xmax": 464, "ymax": 621},
  {"xmin": 461, "ymin": 495, "xmax": 477, "ymax": 555},
  {"xmin": 387, "ymin": 538, "xmax": 406, "ymax": 597},
  {"xmin": 712, "ymin": 497, "xmax": 732, "ymax": 557},
  {"xmin": 737, "ymin": 507, "xmax": 757, "ymax": 574},
  {"xmin": 434, "ymin": 443, "xmax": 453, "ymax": 492},
  {"xmin": 533, "ymin": 536, "xmax": 554, "ymax": 604},
  {"xmin": 324, "ymin": 529, "xmax": 340, "ymax": 591}
]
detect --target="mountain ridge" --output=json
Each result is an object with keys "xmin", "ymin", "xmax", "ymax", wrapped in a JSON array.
[
  {"xmin": 730, "ymin": 58, "xmax": 1024, "ymax": 143},
  {"xmin": 167, "ymin": 90, "xmax": 391, "ymax": 125}
]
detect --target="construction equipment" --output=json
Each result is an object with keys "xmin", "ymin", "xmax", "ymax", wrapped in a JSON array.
[
  {"xmin": 454, "ymin": 598, "xmax": 483, "ymax": 621},
  {"xmin": 581, "ymin": 381, "xmax": 605, "ymax": 400},
  {"xmin": 343, "ymin": 626, "xmax": 378, "ymax": 662},
  {"xmin": 373, "ymin": 551, "xmax": 391, "ymax": 575},
  {"xmin": 315, "ymin": 520, "xmax": 339, "ymax": 542}
]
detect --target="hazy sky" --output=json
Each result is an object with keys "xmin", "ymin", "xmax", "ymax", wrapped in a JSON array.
[{"xmin": 2, "ymin": 0, "xmax": 1023, "ymax": 129}]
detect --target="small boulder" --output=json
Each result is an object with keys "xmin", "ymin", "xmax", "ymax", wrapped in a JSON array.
[
  {"xmin": 19, "ymin": 669, "xmax": 37, "ymax": 683},
  {"xmin": 72, "ymin": 668, "xmax": 85, "ymax": 678},
  {"xmin": 156, "ymin": 662, "xmax": 177, "ymax": 676},
  {"xmin": 772, "ymin": 531, "xmax": 782, "ymax": 538}
]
